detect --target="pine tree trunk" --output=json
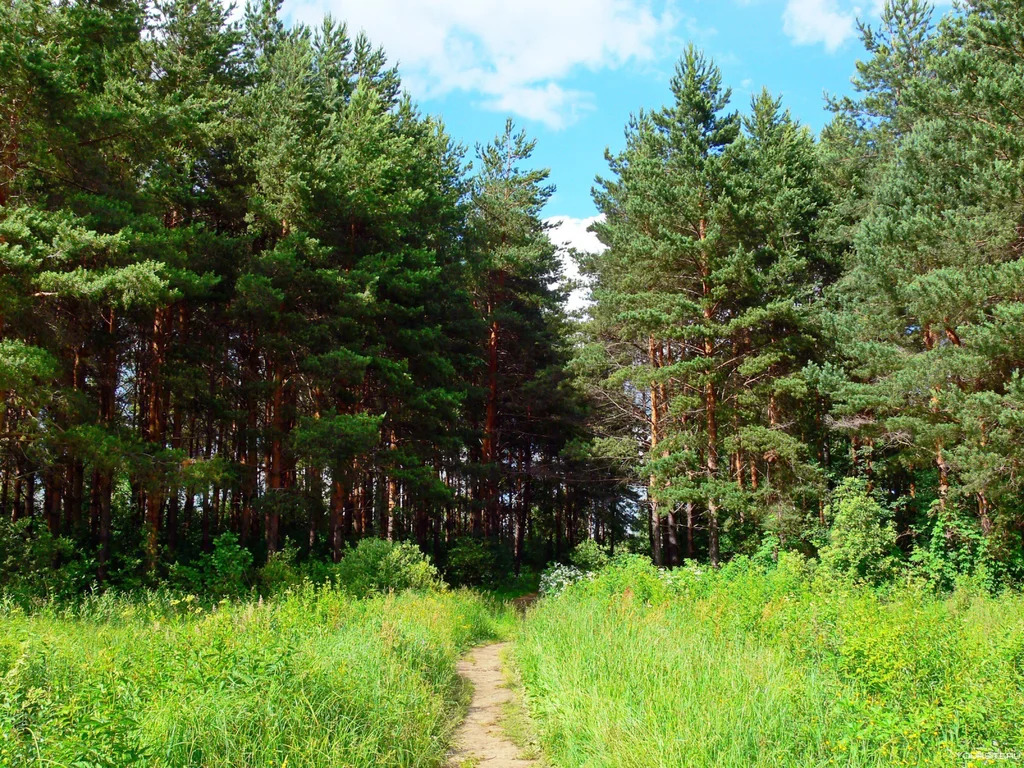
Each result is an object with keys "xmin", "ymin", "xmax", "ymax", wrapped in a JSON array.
[
  {"xmin": 554, "ymin": 487, "xmax": 563, "ymax": 559},
  {"xmin": 0, "ymin": 108, "xmax": 17, "ymax": 209},
  {"xmin": 936, "ymin": 443, "xmax": 950, "ymax": 512},
  {"xmin": 685, "ymin": 502, "xmax": 695, "ymax": 558},
  {"xmin": 64, "ymin": 346, "xmax": 85, "ymax": 534},
  {"xmin": 43, "ymin": 467, "xmax": 61, "ymax": 535},
  {"xmin": 482, "ymin": 284, "xmax": 502, "ymax": 537},
  {"xmin": 515, "ymin": 446, "xmax": 530, "ymax": 575},
  {"xmin": 344, "ymin": 480, "xmax": 355, "ymax": 540},
  {"xmin": 266, "ymin": 358, "xmax": 284, "ymax": 553},
  {"xmin": 0, "ymin": 455, "xmax": 9, "ymax": 522},
  {"xmin": 649, "ymin": 335, "xmax": 663, "ymax": 565},
  {"xmin": 330, "ymin": 477, "xmax": 344, "ymax": 562},
  {"xmin": 665, "ymin": 506, "xmax": 679, "ymax": 567},
  {"xmin": 97, "ymin": 471, "xmax": 112, "ymax": 582},
  {"xmin": 307, "ymin": 465, "xmax": 322, "ymax": 549},
  {"xmin": 704, "ymin": 305, "xmax": 720, "ymax": 566},
  {"xmin": 145, "ymin": 306, "xmax": 170, "ymax": 570},
  {"xmin": 649, "ymin": 500, "xmax": 662, "ymax": 566},
  {"xmin": 95, "ymin": 307, "xmax": 116, "ymax": 581},
  {"xmin": 383, "ymin": 430, "xmax": 397, "ymax": 541}
]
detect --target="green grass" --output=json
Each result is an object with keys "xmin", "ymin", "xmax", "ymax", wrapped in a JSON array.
[
  {"xmin": 514, "ymin": 556, "xmax": 1024, "ymax": 768},
  {"xmin": 497, "ymin": 645, "xmax": 544, "ymax": 763},
  {"xmin": 0, "ymin": 585, "xmax": 516, "ymax": 767},
  {"xmin": 486, "ymin": 571, "xmax": 541, "ymax": 602}
]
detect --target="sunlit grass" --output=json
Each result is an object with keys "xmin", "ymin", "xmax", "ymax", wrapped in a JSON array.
[
  {"xmin": 0, "ymin": 585, "xmax": 516, "ymax": 767},
  {"xmin": 514, "ymin": 558, "xmax": 1024, "ymax": 767}
]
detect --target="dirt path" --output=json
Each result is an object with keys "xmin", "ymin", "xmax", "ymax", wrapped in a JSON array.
[{"xmin": 448, "ymin": 642, "xmax": 536, "ymax": 767}]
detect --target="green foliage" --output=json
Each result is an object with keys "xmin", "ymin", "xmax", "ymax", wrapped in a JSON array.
[
  {"xmin": 443, "ymin": 536, "xmax": 511, "ymax": 588},
  {"xmin": 256, "ymin": 540, "xmax": 304, "ymax": 594},
  {"xmin": 574, "ymin": 554, "xmax": 671, "ymax": 605},
  {"xmin": 819, "ymin": 478, "xmax": 899, "ymax": 583},
  {"xmin": 0, "ymin": 587, "xmax": 514, "ymax": 768},
  {"xmin": 334, "ymin": 538, "xmax": 442, "ymax": 595},
  {"xmin": 568, "ymin": 539, "xmax": 610, "ymax": 571},
  {"xmin": 539, "ymin": 563, "xmax": 589, "ymax": 597},
  {"xmin": 910, "ymin": 502, "xmax": 996, "ymax": 591},
  {"xmin": 517, "ymin": 562, "xmax": 1024, "ymax": 767},
  {"xmin": 0, "ymin": 339, "xmax": 58, "ymax": 395},
  {"xmin": 0, "ymin": 519, "xmax": 94, "ymax": 600},
  {"xmin": 168, "ymin": 533, "xmax": 253, "ymax": 598}
]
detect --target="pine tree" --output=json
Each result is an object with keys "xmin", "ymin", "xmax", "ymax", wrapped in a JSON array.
[
  {"xmin": 469, "ymin": 120, "xmax": 559, "ymax": 540},
  {"xmin": 590, "ymin": 47, "xmax": 741, "ymax": 565},
  {"xmin": 827, "ymin": 0, "xmax": 1024, "ymax": 581}
]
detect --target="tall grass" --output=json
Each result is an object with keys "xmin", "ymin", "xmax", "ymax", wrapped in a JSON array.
[
  {"xmin": 515, "ymin": 556, "xmax": 1024, "ymax": 767},
  {"xmin": 0, "ymin": 585, "xmax": 516, "ymax": 767}
]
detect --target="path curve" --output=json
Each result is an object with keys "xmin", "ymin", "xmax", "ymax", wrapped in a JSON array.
[{"xmin": 448, "ymin": 642, "xmax": 536, "ymax": 767}]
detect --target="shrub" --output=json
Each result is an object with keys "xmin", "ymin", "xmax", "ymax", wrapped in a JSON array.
[
  {"xmin": 334, "ymin": 538, "xmax": 442, "ymax": 595},
  {"xmin": 169, "ymin": 532, "xmax": 252, "ymax": 597},
  {"xmin": 819, "ymin": 478, "xmax": 898, "ymax": 583},
  {"xmin": 539, "ymin": 563, "xmax": 590, "ymax": 597},
  {"xmin": 257, "ymin": 540, "xmax": 303, "ymax": 594},
  {"xmin": 0, "ymin": 518, "xmax": 94, "ymax": 599},
  {"xmin": 569, "ymin": 539, "xmax": 610, "ymax": 571},
  {"xmin": 579, "ymin": 554, "xmax": 670, "ymax": 604},
  {"xmin": 443, "ymin": 536, "xmax": 510, "ymax": 587},
  {"xmin": 910, "ymin": 501, "xmax": 997, "ymax": 590}
]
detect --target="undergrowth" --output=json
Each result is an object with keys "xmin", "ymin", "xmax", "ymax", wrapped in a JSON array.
[
  {"xmin": 515, "ymin": 555, "xmax": 1024, "ymax": 767},
  {"xmin": 0, "ymin": 584, "xmax": 516, "ymax": 767}
]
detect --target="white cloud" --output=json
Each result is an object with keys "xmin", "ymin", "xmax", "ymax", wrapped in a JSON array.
[
  {"xmin": 480, "ymin": 84, "xmax": 594, "ymax": 132},
  {"xmin": 783, "ymin": 0, "xmax": 955, "ymax": 53},
  {"xmin": 283, "ymin": 0, "xmax": 678, "ymax": 129},
  {"xmin": 546, "ymin": 215, "xmax": 605, "ymax": 311},
  {"xmin": 782, "ymin": 0, "xmax": 855, "ymax": 52}
]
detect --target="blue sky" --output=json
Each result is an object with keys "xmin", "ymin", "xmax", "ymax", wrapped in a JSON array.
[{"xmin": 282, "ymin": 0, "xmax": 951, "ymax": 248}]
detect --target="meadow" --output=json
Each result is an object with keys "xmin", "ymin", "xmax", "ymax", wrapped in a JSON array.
[
  {"xmin": 515, "ymin": 556, "xmax": 1024, "ymax": 768},
  {"xmin": 3, "ymin": 541, "xmax": 1023, "ymax": 768},
  {"xmin": 0, "ymin": 584, "xmax": 515, "ymax": 768}
]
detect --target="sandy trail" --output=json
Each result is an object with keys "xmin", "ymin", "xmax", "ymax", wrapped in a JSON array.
[{"xmin": 448, "ymin": 642, "xmax": 536, "ymax": 768}]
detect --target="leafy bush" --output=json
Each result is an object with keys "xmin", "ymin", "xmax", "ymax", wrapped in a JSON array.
[
  {"xmin": 910, "ymin": 501, "xmax": 996, "ymax": 590},
  {"xmin": 577, "ymin": 553, "xmax": 671, "ymax": 604},
  {"xmin": 443, "ymin": 536, "xmax": 510, "ymax": 587},
  {"xmin": 169, "ymin": 532, "xmax": 252, "ymax": 597},
  {"xmin": 819, "ymin": 478, "xmax": 898, "ymax": 583},
  {"xmin": 257, "ymin": 540, "xmax": 303, "ymax": 594},
  {"xmin": 539, "ymin": 563, "xmax": 590, "ymax": 597},
  {"xmin": 569, "ymin": 539, "xmax": 610, "ymax": 571},
  {"xmin": 0, "ymin": 518, "xmax": 94, "ymax": 599},
  {"xmin": 334, "ymin": 538, "xmax": 442, "ymax": 595}
]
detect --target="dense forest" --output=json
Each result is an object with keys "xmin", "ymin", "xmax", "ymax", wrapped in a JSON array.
[{"xmin": 2, "ymin": 0, "xmax": 1024, "ymax": 593}]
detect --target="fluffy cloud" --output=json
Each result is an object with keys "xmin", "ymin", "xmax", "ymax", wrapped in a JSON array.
[
  {"xmin": 546, "ymin": 215, "xmax": 605, "ymax": 311},
  {"xmin": 782, "ymin": 0, "xmax": 855, "ymax": 52},
  {"xmin": 283, "ymin": 0, "xmax": 677, "ymax": 129}
]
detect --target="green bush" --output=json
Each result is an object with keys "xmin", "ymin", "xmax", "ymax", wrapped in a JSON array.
[
  {"xmin": 443, "ymin": 536, "xmax": 508, "ymax": 587},
  {"xmin": 334, "ymin": 538, "xmax": 442, "ymax": 595},
  {"xmin": 257, "ymin": 540, "xmax": 303, "ymax": 594},
  {"xmin": 569, "ymin": 539, "xmax": 610, "ymax": 571},
  {"xmin": 168, "ymin": 532, "xmax": 253, "ymax": 597},
  {"xmin": 576, "ymin": 553, "xmax": 670, "ymax": 604},
  {"xmin": 0, "ymin": 518, "xmax": 94, "ymax": 599},
  {"xmin": 910, "ymin": 501, "xmax": 997, "ymax": 590},
  {"xmin": 819, "ymin": 478, "xmax": 898, "ymax": 583}
]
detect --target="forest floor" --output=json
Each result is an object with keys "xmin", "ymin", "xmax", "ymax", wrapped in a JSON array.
[{"xmin": 448, "ymin": 642, "xmax": 537, "ymax": 768}]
